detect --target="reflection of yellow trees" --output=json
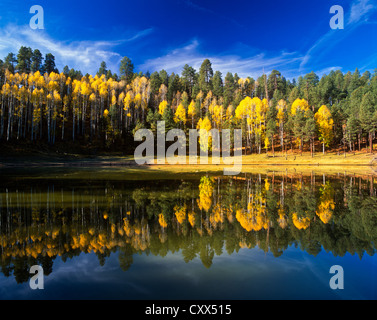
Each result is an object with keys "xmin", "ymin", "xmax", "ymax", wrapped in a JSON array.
[
  {"xmin": 209, "ymin": 203, "xmax": 225, "ymax": 229},
  {"xmin": 6, "ymin": 174, "xmax": 374, "ymax": 274},
  {"xmin": 277, "ymin": 202, "xmax": 288, "ymax": 229},
  {"xmin": 204, "ymin": 218, "xmax": 213, "ymax": 236},
  {"xmin": 2, "ymin": 224, "xmax": 146, "ymax": 259},
  {"xmin": 316, "ymin": 183, "xmax": 335, "ymax": 224},
  {"xmin": 292, "ymin": 213, "xmax": 310, "ymax": 230},
  {"xmin": 174, "ymin": 205, "xmax": 187, "ymax": 224},
  {"xmin": 236, "ymin": 192, "xmax": 269, "ymax": 232},
  {"xmin": 123, "ymin": 218, "xmax": 133, "ymax": 236},
  {"xmin": 236, "ymin": 209, "xmax": 268, "ymax": 232},
  {"xmin": 264, "ymin": 179, "xmax": 270, "ymax": 191},
  {"xmin": 188, "ymin": 212, "xmax": 196, "ymax": 227},
  {"xmin": 158, "ymin": 214, "xmax": 168, "ymax": 228},
  {"xmin": 239, "ymin": 240, "xmax": 251, "ymax": 249},
  {"xmin": 197, "ymin": 176, "xmax": 214, "ymax": 212},
  {"xmin": 226, "ymin": 206, "xmax": 234, "ymax": 224}
]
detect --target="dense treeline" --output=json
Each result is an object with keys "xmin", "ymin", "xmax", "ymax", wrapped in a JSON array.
[{"xmin": 1, "ymin": 46, "xmax": 377, "ymax": 155}]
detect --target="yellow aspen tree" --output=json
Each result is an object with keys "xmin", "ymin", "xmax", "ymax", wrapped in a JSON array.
[
  {"xmin": 226, "ymin": 105, "xmax": 233, "ymax": 123},
  {"xmin": 90, "ymin": 76, "xmax": 100, "ymax": 136},
  {"xmin": 118, "ymin": 91, "xmax": 125, "ymax": 134},
  {"xmin": 158, "ymin": 84, "xmax": 167, "ymax": 102},
  {"xmin": 187, "ymin": 99, "xmax": 196, "ymax": 129},
  {"xmin": 80, "ymin": 80, "xmax": 91, "ymax": 136},
  {"xmin": 173, "ymin": 103, "xmax": 187, "ymax": 128},
  {"xmin": 203, "ymin": 90, "xmax": 213, "ymax": 115},
  {"xmin": 255, "ymin": 98, "xmax": 268, "ymax": 154},
  {"xmin": 123, "ymin": 91, "xmax": 134, "ymax": 129},
  {"xmin": 315, "ymin": 105, "xmax": 334, "ymax": 154},
  {"xmin": 158, "ymin": 100, "xmax": 168, "ymax": 116},
  {"xmin": 197, "ymin": 116, "xmax": 212, "ymax": 152},
  {"xmin": 196, "ymin": 90, "xmax": 204, "ymax": 118},
  {"xmin": 235, "ymin": 96, "xmax": 253, "ymax": 154},
  {"xmin": 61, "ymin": 95, "xmax": 69, "ymax": 140},
  {"xmin": 276, "ymin": 99, "xmax": 287, "ymax": 151},
  {"xmin": 212, "ymin": 104, "xmax": 224, "ymax": 129},
  {"xmin": 291, "ymin": 98, "xmax": 309, "ymax": 115},
  {"xmin": 137, "ymin": 76, "xmax": 150, "ymax": 122},
  {"xmin": 71, "ymin": 79, "xmax": 81, "ymax": 141}
]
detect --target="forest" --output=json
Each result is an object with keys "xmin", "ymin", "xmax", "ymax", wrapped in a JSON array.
[{"xmin": 0, "ymin": 46, "xmax": 377, "ymax": 156}]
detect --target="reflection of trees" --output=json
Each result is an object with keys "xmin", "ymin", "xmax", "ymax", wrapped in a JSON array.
[
  {"xmin": 361, "ymin": 197, "xmax": 377, "ymax": 239},
  {"xmin": 316, "ymin": 183, "xmax": 335, "ymax": 224},
  {"xmin": 0, "ymin": 173, "xmax": 376, "ymax": 282}
]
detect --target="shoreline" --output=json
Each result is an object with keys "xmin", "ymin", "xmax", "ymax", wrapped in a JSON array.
[{"xmin": 1, "ymin": 151, "xmax": 376, "ymax": 176}]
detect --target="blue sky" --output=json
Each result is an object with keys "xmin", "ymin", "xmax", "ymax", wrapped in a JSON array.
[{"xmin": 0, "ymin": 0, "xmax": 376, "ymax": 79}]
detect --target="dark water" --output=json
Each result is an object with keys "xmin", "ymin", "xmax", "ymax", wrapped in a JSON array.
[{"xmin": 0, "ymin": 168, "xmax": 377, "ymax": 300}]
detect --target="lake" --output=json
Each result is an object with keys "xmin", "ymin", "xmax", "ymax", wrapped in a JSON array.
[{"xmin": 0, "ymin": 167, "xmax": 377, "ymax": 300}]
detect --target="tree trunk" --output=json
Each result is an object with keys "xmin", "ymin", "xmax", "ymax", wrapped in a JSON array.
[
  {"xmin": 358, "ymin": 133, "xmax": 361, "ymax": 151},
  {"xmin": 370, "ymin": 132, "xmax": 373, "ymax": 153}
]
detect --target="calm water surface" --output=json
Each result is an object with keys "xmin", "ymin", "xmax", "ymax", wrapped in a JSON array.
[{"xmin": 0, "ymin": 168, "xmax": 377, "ymax": 300}]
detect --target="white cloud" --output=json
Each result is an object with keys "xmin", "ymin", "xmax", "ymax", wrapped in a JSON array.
[
  {"xmin": 348, "ymin": 0, "xmax": 375, "ymax": 24},
  {"xmin": 0, "ymin": 24, "xmax": 153, "ymax": 75},
  {"xmin": 139, "ymin": 39, "xmax": 304, "ymax": 79}
]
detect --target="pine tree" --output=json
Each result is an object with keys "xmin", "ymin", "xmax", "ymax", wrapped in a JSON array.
[
  {"xmin": 4, "ymin": 53, "xmax": 17, "ymax": 73},
  {"xmin": 43, "ymin": 53, "xmax": 57, "ymax": 74},
  {"xmin": 212, "ymin": 71, "xmax": 223, "ymax": 98},
  {"xmin": 119, "ymin": 56, "xmax": 134, "ymax": 84},
  {"xmin": 31, "ymin": 49, "xmax": 43, "ymax": 73},
  {"xmin": 198, "ymin": 59, "xmax": 213, "ymax": 94},
  {"xmin": 97, "ymin": 61, "xmax": 107, "ymax": 77},
  {"xmin": 181, "ymin": 64, "xmax": 197, "ymax": 97},
  {"xmin": 16, "ymin": 46, "xmax": 33, "ymax": 73},
  {"xmin": 360, "ymin": 91, "xmax": 377, "ymax": 153}
]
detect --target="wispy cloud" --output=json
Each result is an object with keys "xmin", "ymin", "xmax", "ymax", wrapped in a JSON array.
[
  {"xmin": 0, "ymin": 24, "xmax": 153, "ymax": 75},
  {"xmin": 300, "ymin": 0, "xmax": 376, "ymax": 71},
  {"xmin": 348, "ymin": 0, "xmax": 375, "ymax": 24},
  {"xmin": 139, "ymin": 39, "xmax": 305, "ymax": 79},
  {"xmin": 123, "ymin": 28, "xmax": 154, "ymax": 42}
]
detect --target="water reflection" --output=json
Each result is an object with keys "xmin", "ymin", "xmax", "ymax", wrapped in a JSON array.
[{"xmin": 0, "ymin": 172, "xmax": 377, "ymax": 284}]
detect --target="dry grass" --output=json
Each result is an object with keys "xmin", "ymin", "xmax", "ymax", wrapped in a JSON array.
[{"xmin": 2, "ymin": 149, "xmax": 376, "ymax": 177}]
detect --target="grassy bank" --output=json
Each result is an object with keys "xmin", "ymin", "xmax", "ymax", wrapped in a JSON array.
[
  {"xmin": 242, "ymin": 151, "xmax": 376, "ymax": 165},
  {"xmin": 1, "ymin": 148, "xmax": 376, "ymax": 166},
  {"xmin": 1, "ymin": 147, "xmax": 377, "ymax": 177}
]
